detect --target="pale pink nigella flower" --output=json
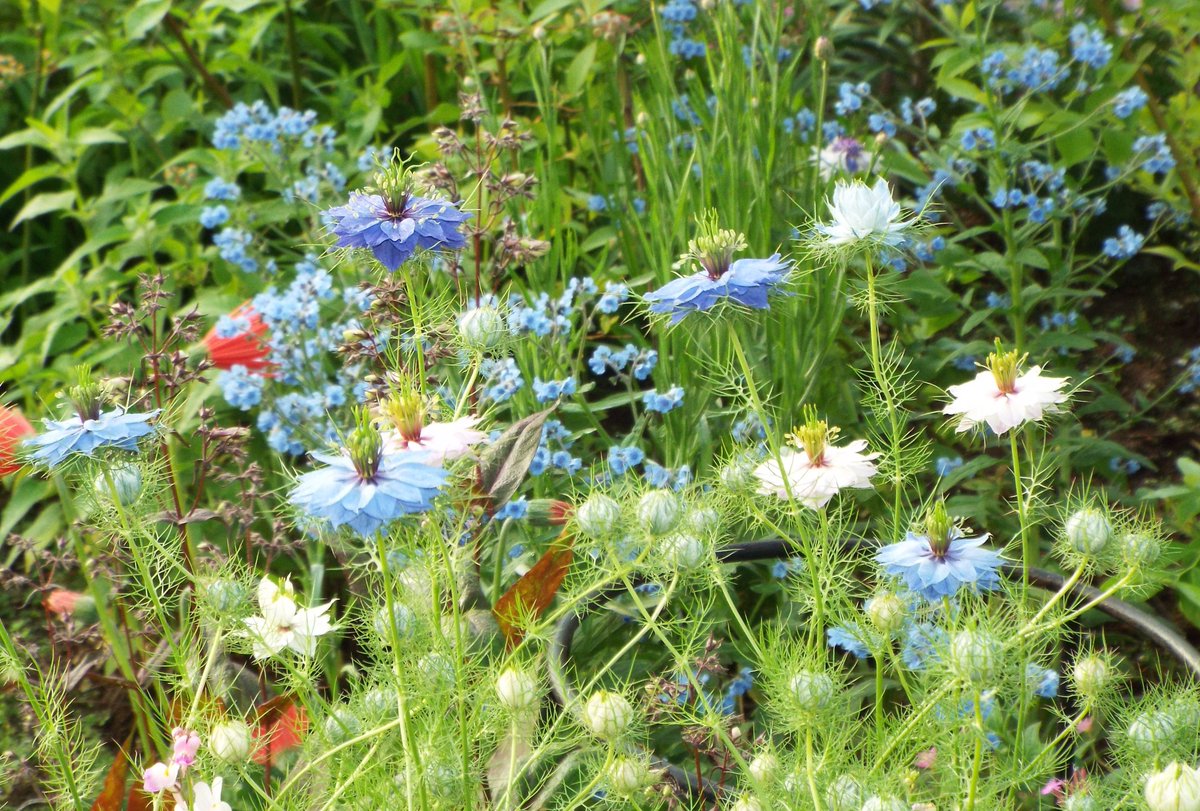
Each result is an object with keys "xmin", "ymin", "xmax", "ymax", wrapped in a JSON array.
[
  {"xmin": 384, "ymin": 415, "xmax": 488, "ymax": 464},
  {"xmin": 943, "ymin": 341, "xmax": 1069, "ymax": 436},
  {"xmin": 143, "ymin": 761, "xmax": 179, "ymax": 793},
  {"xmin": 753, "ymin": 409, "xmax": 878, "ymax": 509},
  {"xmin": 172, "ymin": 727, "xmax": 201, "ymax": 767}
]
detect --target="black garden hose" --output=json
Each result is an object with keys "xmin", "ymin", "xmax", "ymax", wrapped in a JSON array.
[{"xmin": 546, "ymin": 538, "xmax": 1200, "ymax": 799}]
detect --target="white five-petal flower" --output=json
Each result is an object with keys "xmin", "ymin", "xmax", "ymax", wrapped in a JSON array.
[
  {"xmin": 243, "ymin": 577, "xmax": 334, "ymax": 660},
  {"xmin": 183, "ymin": 777, "xmax": 233, "ymax": 811},
  {"xmin": 816, "ymin": 178, "xmax": 910, "ymax": 247},
  {"xmin": 943, "ymin": 347, "xmax": 1069, "ymax": 435}
]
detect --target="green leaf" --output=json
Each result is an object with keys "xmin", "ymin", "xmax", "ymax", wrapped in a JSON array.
[
  {"xmin": 0, "ymin": 164, "xmax": 63, "ymax": 206},
  {"xmin": 9, "ymin": 190, "xmax": 75, "ymax": 228},
  {"xmin": 566, "ymin": 41, "xmax": 598, "ymax": 96},
  {"xmin": 125, "ymin": 0, "xmax": 172, "ymax": 40},
  {"xmin": 476, "ymin": 408, "xmax": 553, "ymax": 509}
]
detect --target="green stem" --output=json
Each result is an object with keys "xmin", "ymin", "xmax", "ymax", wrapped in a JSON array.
[
  {"xmin": 864, "ymin": 255, "xmax": 906, "ymax": 536},
  {"xmin": 1009, "ymin": 430, "xmax": 1032, "ymax": 591},
  {"xmin": 965, "ymin": 690, "xmax": 985, "ymax": 809}
]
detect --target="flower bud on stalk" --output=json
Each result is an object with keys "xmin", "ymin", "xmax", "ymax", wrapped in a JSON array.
[
  {"xmin": 1066, "ymin": 508, "xmax": 1113, "ymax": 556},
  {"xmin": 576, "ymin": 494, "xmax": 622, "ymax": 538},
  {"xmin": 636, "ymin": 490, "xmax": 681, "ymax": 536},
  {"xmin": 495, "ymin": 668, "xmax": 540, "ymax": 713},
  {"xmin": 209, "ymin": 720, "xmax": 252, "ymax": 763},
  {"xmin": 581, "ymin": 690, "xmax": 635, "ymax": 739},
  {"xmin": 1144, "ymin": 762, "xmax": 1200, "ymax": 811},
  {"xmin": 789, "ymin": 669, "xmax": 835, "ymax": 713}
]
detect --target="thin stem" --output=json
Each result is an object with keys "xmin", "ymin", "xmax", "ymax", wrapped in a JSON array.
[
  {"xmin": 965, "ymin": 690, "xmax": 985, "ymax": 809},
  {"xmin": 864, "ymin": 254, "xmax": 905, "ymax": 536},
  {"xmin": 1009, "ymin": 430, "xmax": 1032, "ymax": 591}
]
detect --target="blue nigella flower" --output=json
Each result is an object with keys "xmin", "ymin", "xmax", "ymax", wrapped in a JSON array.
[
  {"xmin": 900, "ymin": 621, "xmax": 947, "ymax": 670},
  {"xmin": 26, "ymin": 407, "xmax": 160, "ymax": 467},
  {"xmin": 290, "ymin": 445, "xmax": 447, "ymax": 536},
  {"xmin": 326, "ymin": 189, "xmax": 471, "ymax": 272},
  {"xmin": 1025, "ymin": 664, "xmax": 1059, "ymax": 699},
  {"xmin": 646, "ymin": 253, "xmax": 790, "ymax": 324},
  {"xmin": 827, "ymin": 624, "xmax": 870, "ymax": 659},
  {"xmin": 877, "ymin": 529, "xmax": 1004, "ymax": 602}
]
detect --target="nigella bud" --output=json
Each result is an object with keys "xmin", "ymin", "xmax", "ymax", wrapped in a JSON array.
[
  {"xmin": 825, "ymin": 774, "xmax": 864, "ymax": 811},
  {"xmin": 94, "ymin": 464, "xmax": 143, "ymax": 506},
  {"xmin": 323, "ymin": 708, "xmax": 362, "ymax": 744},
  {"xmin": 1144, "ymin": 762, "xmax": 1200, "ymax": 811},
  {"xmin": 495, "ymin": 668, "xmax": 540, "ymax": 712},
  {"xmin": 374, "ymin": 603, "xmax": 416, "ymax": 644},
  {"xmin": 685, "ymin": 507, "xmax": 720, "ymax": 536},
  {"xmin": 747, "ymin": 752, "xmax": 779, "ymax": 784},
  {"xmin": 456, "ymin": 306, "xmax": 506, "ymax": 351},
  {"xmin": 730, "ymin": 796, "xmax": 765, "ymax": 811},
  {"xmin": 814, "ymin": 36, "xmax": 834, "ymax": 61},
  {"xmin": 203, "ymin": 579, "xmax": 246, "ymax": 614},
  {"xmin": 720, "ymin": 456, "xmax": 757, "ymax": 493},
  {"xmin": 636, "ymin": 490, "xmax": 681, "ymax": 536},
  {"xmin": 948, "ymin": 630, "xmax": 998, "ymax": 684},
  {"xmin": 605, "ymin": 756, "xmax": 649, "ymax": 795},
  {"xmin": 581, "ymin": 690, "xmax": 635, "ymax": 739},
  {"xmin": 531, "ymin": 25, "xmax": 546, "ymax": 40},
  {"xmin": 209, "ymin": 719, "xmax": 252, "ymax": 763},
  {"xmin": 866, "ymin": 592, "xmax": 907, "ymax": 636},
  {"xmin": 1126, "ymin": 710, "xmax": 1178, "ymax": 755},
  {"xmin": 1066, "ymin": 508, "xmax": 1113, "ymax": 556},
  {"xmin": 1063, "ymin": 796, "xmax": 1099, "ymax": 811},
  {"xmin": 788, "ymin": 669, "xmax": 835, "ymax": 713},
  {"xmin": 360, "ymin": 688, "xmax": 393, "ymax": 718},
  {"xmin": 861, "ymin": 797, "xmax": 908, "ymax": 811},
  {"xmin": 576, "ymin": 494, "xmax": 622, "ymax": 538},
  {"xmin": 418, "ymin": 653, "xmax": 455, "ymax": 692},
  {"xmin": 1071, "ymin": 653, "xmax": 1114, "ymax": 701},
  {"xmin": 661, "ymin": 532, "xmax": 706, "ymax": 569},
  {"xmin": 1122, "ymin": 531, "xmax": 1161, "ymax": 567}
]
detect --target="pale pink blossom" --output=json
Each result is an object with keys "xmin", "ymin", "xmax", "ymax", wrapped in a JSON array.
[
  {"xmin": 383, "ymin": 415, "xmax": 487, "ymax": 464},
  {"xmin": 172, "ymin": 727, "xmax": 201, "ymax": 767},
  {"xmin": 143, "ymin": 761, "xmax": 180, "ymax": 793},
  {"xmin": 943, "ymin": 365, "xmax": 1069, "ymax": 435}
]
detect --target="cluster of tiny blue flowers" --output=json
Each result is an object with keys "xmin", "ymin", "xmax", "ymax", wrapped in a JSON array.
[
  {"xmin": 532, "ymin": 377, "xmax": 577, "ymax": 403},
  {"xmin": 212, "ymin": 101, "xmax": 332, "ymax": 152},
  {"xmin": 1132, "ymin": 134, "xmax": 1175, "ymax": 175},
  {"xmin": 588, "ymin": 345, "xmax": 657, "ymax": 380},
  {"xmin": 660, "ymin": 0, "xmax": 705, "ymax": 60},
  {"xmin": 1179, "ymin": 347, "xmax": 1200, "ymax": 395},
  {"xmin": 527, "ymin": 419, "xmax": 582, "ymax": 477},
  {"xmin": 1112, "ymin": 86, "xmax": 1148, "ymax": 119},
  {"xmin": 643, "ymin": 386, "xmax": 684, "ymax": 414},
  {"xmin": 1102, "ymin": 225, "xmax": 1145, "ymax": 260},
  {"xmin": 1069, "ymin": 24, "xmax": 1112, "ymax": 70},
  {"xmin": 834, "ymin": 82, "xmax": 871, "ymax": 116},
  {"xmin": 218, "ymin": 365, "xmax": 265, "ymax": 411},
  {"xmin": 642, "ymin": 460, "xmax": 692, "ymax": 490},
  {"xmin": 481, "ymin": 358, "xmax": 524, "ymax": 403}
]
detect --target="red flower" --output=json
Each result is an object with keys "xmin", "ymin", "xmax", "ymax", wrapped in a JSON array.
[
  {"xmin": 0, "ymin": 404, "xmax": 34, "ymax": 476},
  {"xmin": 203, "ymin": 303, "xmax": 272, "ymax": 371}
]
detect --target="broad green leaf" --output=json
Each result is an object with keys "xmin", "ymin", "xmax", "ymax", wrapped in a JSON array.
[
  {"xmin": 566, "ymin": 41, "xmax": 598, "ymax": 96},
  {"xmin": 9, "ymin": 190, "xmax": 75, "ymax": 228},
  {"xmin": 125, "ymin": 0, "xmax": 172, "ymax": 40},
  {"xmin": 477, "ymin": 408, "xmax": 553, "ymax": 509}
]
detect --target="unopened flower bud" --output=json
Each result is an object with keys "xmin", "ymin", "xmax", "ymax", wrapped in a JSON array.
[
  {"xmin": 748, "ymin": 752, "xmax": 778, "ymax": 784},
  {"xmin": 1144, "ymin": 762, "xmax": 1200, "ymax": 811},
  {"xmin": 582, "ymin": 690, "xmax": 635, "ymax": 739},
  {"xmin": 1122, "ymin": 531, "xmax": 1161, "ymax": 567},
  {"xmin": 525, "ymin": 498, "xmax": 573, "ymax": 526},
  {"xmin": 874, "ymin": 132, "xmax": 888, "ymax": 148},
  {"xmin": 720, "ymin": 457, "xmax": 756, "ymax": 492},
  {"xmin": 324, "ymin": 708, "xmax": 361, "ymax": 744},
  {"xmin": 1127, "ymin": 710, "xmax": 1178, "ymax": 754},
  {"xmin": 342, "ymin": 328, "xmax": 370, "ymax": 343},
  {"xmin": 685, "ymin": 507, "xmax": 719, "ymax": 536},
  {"xmin": 861, "ymin": 797, "xmax": 908, "ymax": 811},
  {"xmin": 662, "ymin": 533, "xmax": 706, "ymax": 569},
  {"xmin": 531, "ymin": 25, "xmax": 546, "ymax": 40},
  {"xmin": 825, "ymin": 774, "xmax": 863, "ymax": 811},
  {"xmin": 1066, "ymin": 508, "xmax": 1113, "ymax": 556},
  {"xmin": 209, "ymin": 720, "xmax": 252, "ymax": 763},
  {"xmin": 1063, "ymin": 795, "xmax": 1100, "ymax": 811},
  {"xmin": 866, "ymin": 592, "xmax": 907, "ymax": 635},
  {"xmin": 457, "ymin": 306, "xmax": 506, "ymax": 351},
  {"xmin": 95, "ymin": 464, "xmax": 142, "ymax": 506},
  {"xmin": 418, "ymin": 653, "xmax": 455, "ymax": 691},
  {"xmin": 789, "ymin": 669, "xmax": 835, "ymax": 712},
  {"xmin": 361, "ymin": 688, "xmax": 392, "ymax": 718},
  {"xmin": 374, "ymin": 603, "xmax": 416, "ymax": 644},
  {"xmin": 949, "ymin": 630, "xmax": 998, "ymax": 683},
  {"xmin": 1071, "ymin": 654, "xmax": 1113, "ymax": 701},
  {"xmin": 204, "ymin": 579, "xmax": 245, "ymax": 614},
  {"xmin": 637, "ymin": 490, "xmax": 681, "ymax": 536},
  {"xmin": 495, "ymin": 668, "xmax": 539, "ymax": 712},
  {"xmin": 606, "ymin": 756, "xmax": 648, "ymax": 794},
  {"xmin": 730, "ymin": 796, "xmax": 764, "ymax": 811},
  {"xmin": 576, "ymin": 494, "xmax": 622, "ymax": 538},
  {"xmin": 814, "ymin": 36, "xmax": 834, "ymax": 61}
]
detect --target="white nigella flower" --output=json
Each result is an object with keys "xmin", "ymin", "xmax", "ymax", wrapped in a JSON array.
[
  {"xmin": 243, "ymin": 577, "xmax": 334, "ymax": 660},
  {"xmin": 816, "ymin": 178, "xmax": 910, "ymax": 247},
  {"xmin": 943, "ymin": 342, "xmax": 1069, "ymax": 435},
  {"xmin": 1144, "ymin": 762, "xmax": 1200, "ymax": 811},
  {"xmin": 185, "ymin": 777, "xmax": 233, "ymax": 811},
  {"xmin": 378, "ymin": 390, "xmax": 487, "ymax": 464},
  {"xmin": 753, "ymin": 410, "xmax": 878, "ymax": 509}
]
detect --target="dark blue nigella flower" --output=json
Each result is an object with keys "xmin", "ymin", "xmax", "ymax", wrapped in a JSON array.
[
  {"xmin": 644, "ymin": 211, "xmax": 789, "ymax": 324},
  {"xmin": 290, "ymin": 417, "xmax": 447, "ymax": 536},
  {"xmin": 325, "ymin": 152, "xmax": 470, "ymax": 272},
  {"xmin": 876, "ymin": 501, "xmax": 1003, "ymax": 603},
  {"xmin": 26, "ymin": 408, "xmax": 160, "ymax": 467},
  {"xmin": 827, "ymin": 624, "xmax": 870, "ymax": 659}
]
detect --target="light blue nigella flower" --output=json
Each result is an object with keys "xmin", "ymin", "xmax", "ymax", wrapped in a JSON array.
[
  {"xmin": 877, "ymin": 529, "xmax": 1003, "ymax": 602},
  {"xmin": 644, "ymin": 211, "xmax": 789, "ymax": 324},
  {"xmin": 1025, "ymin": 664, "xmax": 1059, "ymax": 699},
  {"xmin": 26, "ymin": 408, "xmax": 160, "ymax": 467},
  {"xmin": 290, "ymin": 421, "xmax": 447, "ymax": 536},
  {"xmin": 827, "ymin": 624, "xmax": 870, "ymax": 659},
  {"xmin": 900, "ymin": 621, "xmax": 947, "ymax": 670}
]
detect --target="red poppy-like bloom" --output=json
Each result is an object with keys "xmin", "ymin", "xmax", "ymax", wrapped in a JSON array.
[
  {"xmin": 0, "ymin": 404, "xmax": 34, "ymax": 476},
  {"xmin": 203, "ymin": 303, "xmax": 272, "ymax": 371}
]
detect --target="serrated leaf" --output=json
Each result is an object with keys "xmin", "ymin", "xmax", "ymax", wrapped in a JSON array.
[{"xmin": 477, "ymin": 408, "xmax": 552, "ymax": 509}]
